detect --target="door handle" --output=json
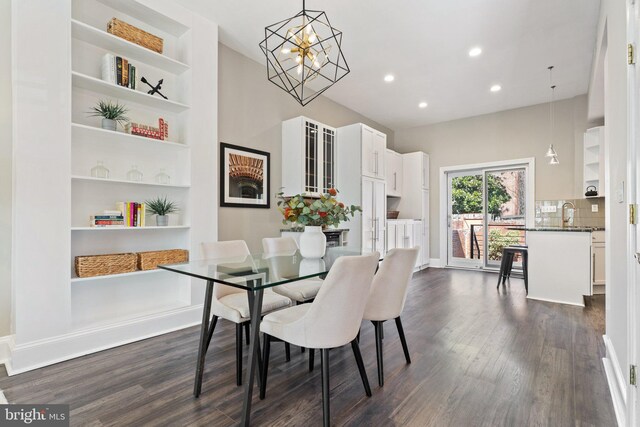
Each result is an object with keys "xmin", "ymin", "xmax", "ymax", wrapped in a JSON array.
[
  {"xmin": 374, "ymin": 151, "xmax": 379, "ymax": 175},
  {"xmin": 394, "ymin": 172, "xmax": 397, "ymax": 190}
]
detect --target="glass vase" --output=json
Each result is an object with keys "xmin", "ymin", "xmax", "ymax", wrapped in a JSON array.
[
  {"xmin": 90, "ymin": 161, "xmax": 110, "ymax": 179},
  {"xmin": 127, "ymin": 165, "xmax": 143, "ymax": 182},
  {"xmin": 155, "ymin": 168, "xmax": 171, "ymax": 185}
]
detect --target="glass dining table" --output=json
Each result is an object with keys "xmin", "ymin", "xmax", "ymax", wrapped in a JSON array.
[{"xmin": 158, "ymin": 246, "xmax": 374, "ymax": 426}]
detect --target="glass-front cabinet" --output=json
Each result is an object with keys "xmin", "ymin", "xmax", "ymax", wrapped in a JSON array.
[{"xmin": 283, "ymin": 116, "xmax": 336, "ymax": 196}]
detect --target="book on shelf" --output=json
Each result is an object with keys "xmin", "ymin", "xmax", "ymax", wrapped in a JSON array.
[
  {"xmin": 125, "ymin": 118, "xmax": 168, "ymax": 141},
  {"xmin": 101, "ymin": 53, "xmax": 137, "ymax": 89},
  {"xmin": 114, "ymin": 202, "xmax": 146, "ymax": 227}
]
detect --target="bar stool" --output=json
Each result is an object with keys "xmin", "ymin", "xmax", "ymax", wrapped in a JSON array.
[{"xmin": 497, "ymin": 245, "xmax": 528, "ymax": 294}]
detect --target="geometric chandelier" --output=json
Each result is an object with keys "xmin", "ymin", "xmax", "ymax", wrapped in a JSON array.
[{"xmin": 259, "ymin": 0, "xmax": 350, "ymax": 106}]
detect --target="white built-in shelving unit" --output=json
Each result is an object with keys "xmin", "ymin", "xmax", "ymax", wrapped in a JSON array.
[
  {"xmin": 583, "ymin": 126, "xmax": 605, "ymax": 197},
  {"xmin": 10, "ymin": 0, "xmax": 218, "ymax": 373}
]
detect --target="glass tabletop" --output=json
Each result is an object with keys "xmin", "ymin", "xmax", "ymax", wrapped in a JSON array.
[{"xmin": 158, "ymin": 247, "xmax": 373, "ymax": 291}]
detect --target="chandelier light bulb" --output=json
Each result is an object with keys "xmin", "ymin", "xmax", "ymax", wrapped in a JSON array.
[{"xmin": 281, "ymin": 47, "xmax": 291, "ymax": 54}]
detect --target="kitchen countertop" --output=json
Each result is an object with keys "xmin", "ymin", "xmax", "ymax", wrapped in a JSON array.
[
  {"xmin": 280, "ymin": 228, "xmax": 349, "ymax": 233},
  {"xmin": 507, "ymin": 226, "xmax": 605, "ymax": 232}
]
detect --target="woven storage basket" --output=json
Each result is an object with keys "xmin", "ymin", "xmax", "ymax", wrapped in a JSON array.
[
  {"xmin": 75, "ymin": 253, "xmax": 137, "ymax": 278},
  {"xmin": 107, "ymin": 18, "xmax": 163, "ymax": 54},
  {"xmin": 137, "ymin": 249, "xmax": 189, "ymax": 271}
]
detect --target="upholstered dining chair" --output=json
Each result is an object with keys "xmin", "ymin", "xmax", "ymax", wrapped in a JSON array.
[
  {"xmin": 262, "ymin": 237, "xmax": 323, "ymax": 303},
  {"xmin": 362, "ymin": 247, "xmax": 419, "ymax": 387},
  {"xmin": 200, "ymin": 240, "xmax": 292, "ymax": 386},
  {"xmin": 259, "ymin": 252, "xmax": 380, "ymax": 427}
]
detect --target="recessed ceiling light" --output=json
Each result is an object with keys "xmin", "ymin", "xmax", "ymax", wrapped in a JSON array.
[
  {"xmin": 418, "ymin": 102, "xmax": 428, "ymax": 108},
  {"xmin": 490, "ymin": 84, "xmax": 502, "ymax": 92},
  {"xmin": 384, "ymin": 74, "xmax": 395, "ymax": 82},
  {"xmin": 468, "ymin": 47, "xmax": 482, "ymax": 57}
]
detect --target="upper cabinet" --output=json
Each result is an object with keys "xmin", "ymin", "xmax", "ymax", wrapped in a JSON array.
[
  {"xmin": 361, "ymin": 126, "xmax": 387, "ymax": 179},
  {"xmin": 282, "ymin": 116, "xmax": 337, "ymax": 196},
  {"xmin": 385, "ymin": 149, "xmax": 403, "ymax": 197},
  {"xmin": 402, "ymin": 152, "xmax": 429, "ymax": 190},
  {"xmin": 583, "ymin": 126, "xmax": 605, "ymax": 198}
]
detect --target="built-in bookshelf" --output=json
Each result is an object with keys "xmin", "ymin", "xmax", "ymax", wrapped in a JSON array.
[
  {"xmin": 10, "ymin": 0, "xmax": 216, "ymax": 373},
  {"xmin": 583, "ymin": 126, "xmax": 605, "ymax": 197}
]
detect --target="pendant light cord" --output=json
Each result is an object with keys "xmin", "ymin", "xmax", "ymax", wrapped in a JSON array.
[{"xmin": 548, "ymin": 66, "xmax": 555, "ymax": 148}]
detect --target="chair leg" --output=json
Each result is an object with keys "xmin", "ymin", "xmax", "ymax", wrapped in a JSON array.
[
  {"xmin": 523, "ymin": 251, "xmax": 529, "ymax": 294},
  {"xmin": 309, "ymin": 348, "xmax": 315, "ymax": 372},
  {"xmin": 374, "ymin": 321, "xmax": 384, "ymax": 387},
  {"xmin": 356, "ymin": 329, "xmax": 360, "ymax": 343},
  {"xmin": 244, "ymin": 322, "xmax": 250, "ymax": 346},
  {"xmin": 497, "ymin": 251, "xmax": 507, "ymax": 287},
  {"xmin": 351, "ymin": 339, "xmax": 372, "ymax": 397},
  {"xmin": 395, "ymin": 317, "xmax": 411, "ymax": 364},
  {"xmin": 321, "ymin": 349, "xmax": 331, "ymax": 427},
  {"xmin": 260, "ymin": 334, "xmax": 271, "ymax": 400},
  {"xmin": 285, "ymin": 342, "xmax": 291, "ymax": 362},
  {"xmin": 506, "ymin": 252, "xmax": 515, "ymax": 279},
  {"xmin": 236, "ymin": 323, "xmax": 243, "ymax": 386},
  {"xmin": 205, "ymin": 315, "xmax": 218, "ymax": 352}
]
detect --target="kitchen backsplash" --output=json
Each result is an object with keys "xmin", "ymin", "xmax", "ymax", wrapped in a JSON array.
[{"xmin": 535, "ymin": 198, "xmax": 605, "ymax": 228}]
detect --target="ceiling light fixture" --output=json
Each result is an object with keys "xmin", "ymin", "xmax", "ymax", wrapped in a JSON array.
[
  {"xmin": 384, "ymin": 74, "xmax": 395, "ymax": 82},
  {"xmin": 490, "ymin": 84, "xmax": 501, "ymax": 92},
  {"xmin": 259, "ymin": 0, "xmax": 350, "ymax": 106},
  {"xmin": 546, "ymin": 65, "xmax": 559, "ymax": 165},
  {"xmin": 469, "ymin": 47, "xmax": 482, "ymax": 57},
  {"xmin": 418, "ymin": 102, "xmax": 428, "ymax": 108}
]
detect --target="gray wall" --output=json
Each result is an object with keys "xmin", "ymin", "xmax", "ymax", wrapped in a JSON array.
[
  {"xmin": 218, "ymin": 43, "xmax": 394, "ymax": 252},
  {"xmin": 394, "ymin": 95, "xmax": 599, "ymax": 259},
  {"xmin": 0, "ymin": 0, "xmax": 12, "ymax": 336}
]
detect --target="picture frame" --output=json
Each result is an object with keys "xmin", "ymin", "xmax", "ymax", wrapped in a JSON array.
[{"xmin": 220, "ymin": 143, "xmax": 270, "ymax": 208}]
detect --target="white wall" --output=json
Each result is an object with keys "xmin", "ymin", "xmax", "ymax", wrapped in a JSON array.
[
  {"xmin": 0, "ymin": 0, "xmax": 12, "ymax": 337},
  {"xmin": 394, "ymin": 95, "xmax": 598, "ymax": 258}
]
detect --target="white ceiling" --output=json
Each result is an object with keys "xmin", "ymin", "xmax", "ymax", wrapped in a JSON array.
[{"xmin": 180, "ymin": 0, "xmax": 601, "ymax": 130}]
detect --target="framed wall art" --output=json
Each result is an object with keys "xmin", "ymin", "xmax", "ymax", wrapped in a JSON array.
[{"xmin": 220, "ymin": 143, "xmax": 270, "ymax": 208}]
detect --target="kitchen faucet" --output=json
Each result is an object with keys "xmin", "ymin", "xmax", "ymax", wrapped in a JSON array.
[{"xmin": 561, "ymin": 201, "xmax": 576, "ymax": 227}]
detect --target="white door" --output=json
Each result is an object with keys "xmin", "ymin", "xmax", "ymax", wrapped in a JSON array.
[
  {"xmin": 422, "ymin": 190, "xmax": 430, "ymax": 266},
  {"xmin": 361, "ymin": 127, "xmax": 376, "ymax": 178},
  {"xmin": 413, "ymin": 221, "xmax": 423, "ymax": 268},
  {"xmin": 373, "ymin": 131, "xmax": 387, "ymax": 179},
  {"xmin": 373, "ymin": 179, "xmax": 387, "ymax": 254},
  {"xmin": 422, "ymin": 153, "xmax": 430, "ymax": 190},
  {"xmin": 361, "ymin": 178, "xmax": 375, "ymax": 253},
  {"xmin": 387, "ymin": 222, "xmax": 398, "ymax": 251}
]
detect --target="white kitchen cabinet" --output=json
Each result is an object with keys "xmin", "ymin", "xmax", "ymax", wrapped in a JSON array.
[
  {"xmin": 385, "ymin": 149, "xmax": 403, "ymax": 197},
  {"xmin": 358, "ymin": 125, "xmax": 386, "ymax": 180},
  {"xmin": 591, "ymin": 230, "xmax": 605, "ymax": 294},
  {"xmin": 362, "ymin": 178, "xmax": 386, "ymax": 254},
  {"xmin": 402, "ymin": 152, "xmax": 430, "ymax": 190},
  {"xmin": 421, "ymin": 190, "xmax": 430, "ymax": 265},
  {"xmin": 337, "ymin": 123, "xmax": 388, "ymax": 256},
  {"xmin": 583, "ymin": 126, "xmax": 605, "ymax": 198},
  {"xmin": 282, "ymin": 116, "xmax": 336, "ymax": 196},
  {"xmin": 387, "ymin": 219, "xmax": 422, "ymax": 268}
]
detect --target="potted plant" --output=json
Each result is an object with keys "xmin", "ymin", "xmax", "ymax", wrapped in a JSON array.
[
  {"xmin": 145, "ymin": 196, "xmax": 178, "ymax": 226},
  {"xmin": 88, "ymin": 99, "xmax": 129, "ymax": 131},
  {"xmin": 276, "ymin": 188, "xmax": 361, "ymax": 258}
]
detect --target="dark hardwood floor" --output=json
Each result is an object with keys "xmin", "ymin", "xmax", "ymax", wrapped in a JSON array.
[{"xmin": 0, "ymin": 268, "xmax": 615, "ymax": 426}]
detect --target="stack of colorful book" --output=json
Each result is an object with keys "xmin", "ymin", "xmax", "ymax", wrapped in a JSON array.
[
  {"xmin": 101, "ymin": 53, "xmax": 137, "ymax": 89},
  {"xmin": 116, "ymin": 202, "xmax": 146, "ymax": 227},
  {"xmin": 90, "ymin": 210, "xmax": 125, "ymax": 228},
  {"xmin": 125, "ymin": 118, "xmax": 168, "ymax": 141}
]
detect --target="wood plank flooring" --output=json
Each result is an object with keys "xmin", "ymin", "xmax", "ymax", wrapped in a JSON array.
[{"xmin": 0, "ymin": 268, "xmax": 615, "ymax": 426}]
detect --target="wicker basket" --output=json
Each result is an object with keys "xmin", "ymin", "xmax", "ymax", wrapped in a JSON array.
[
  {"xmin": 107, "ymin": 18, "xmax": 163, "ymax": 54},
  {"xmin": 387, "ymin": 210, "xmax": 400, "ymax": 219},
  {"xmin": 137, "ymin": 249, "xmax": 189, "ymax": 271},
  {"xmin": 75, "ymin": 253, "xmax": 137, "ymax": 278}
]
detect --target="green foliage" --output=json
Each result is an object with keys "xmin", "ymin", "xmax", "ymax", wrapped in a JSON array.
[
  {"xmin": 451, "ymin": 174, "xmax": 512, "ymax": 218},
  {"xmin": 488, "ymin": 229, "xmax": 521, "ymax": 261},
  {"xmin": 145, "ymin": 196, "xmax": 178, "ymax": 216},
  {"xmin": 88, "ymin": 100, "xmax": 129, "ymax": 125},
  {"xmin": 276, "ymin": 188, "xmax": 362, "ymax": 227}
]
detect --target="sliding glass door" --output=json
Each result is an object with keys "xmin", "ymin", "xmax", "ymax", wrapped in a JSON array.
[{"xmin": 446, "ymin": 164, "xmax": 529, "ymax": 269}]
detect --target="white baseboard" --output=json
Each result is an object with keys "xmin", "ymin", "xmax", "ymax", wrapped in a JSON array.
[
  {"xmin": 525, "ymin": 295, "xmax": 585, "ymax": 307},
  {"xmin": 603, "ymin": 334, "xmax": 626, "ymax": 426},
  {"xmin": 5, "ymin": 305, "xmax": 202, "ymax": 375},
  {"xmin": 429, "ymin": 258, "xmax": 442, "ymax": 268},
  {"xmin": 0, "ymin": 335, "xmax": 13, "ymax": 367}
]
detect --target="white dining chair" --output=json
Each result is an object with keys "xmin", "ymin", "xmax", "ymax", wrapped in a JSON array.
[
  {"xmin": 259, "ymin": 252, "xmax": 380, "ymax": 427},
  {"xmin": 262, "ymin": 237, "xmax": 323, "ymax": 303},
  {"xmin": 362, "ymin": 247, "xmax": 419, "ymax": 387},
  {"xmin": 200, "ymin": 240, "xmax": 292, "ymax": 386}
]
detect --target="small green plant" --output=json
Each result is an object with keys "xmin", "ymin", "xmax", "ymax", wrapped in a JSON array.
[
  {"xmin": 88, "ymin": 100, "xmax": 129, "ymax": 126},
  {"xmin": 488, "ymin": 229, "xmax": 521, "ymax": 260},
  {"xmin": 276, "ymin": 188, "xmax": 361, "ymax": 227},
  {"xmin": 145, "ymin": 196, "xmax": 178, "ymax": 216}
]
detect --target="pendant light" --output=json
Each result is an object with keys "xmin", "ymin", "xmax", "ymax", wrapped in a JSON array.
[
  {"xmin": 259, "ymin": 0, "xmax": 350, "ymax": 106},
  {"xmin": 546, "ymin": 66, "xmax": 559, "ymax": 165}
]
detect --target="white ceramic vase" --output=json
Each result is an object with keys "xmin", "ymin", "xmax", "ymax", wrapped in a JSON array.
[
  {"xmin": 299, "ymin": 226, "xmax": 326, "ymax": 258},
  {"xmin": 101, "ymin": 118, "xmax": 117, "ymax": 131}
]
